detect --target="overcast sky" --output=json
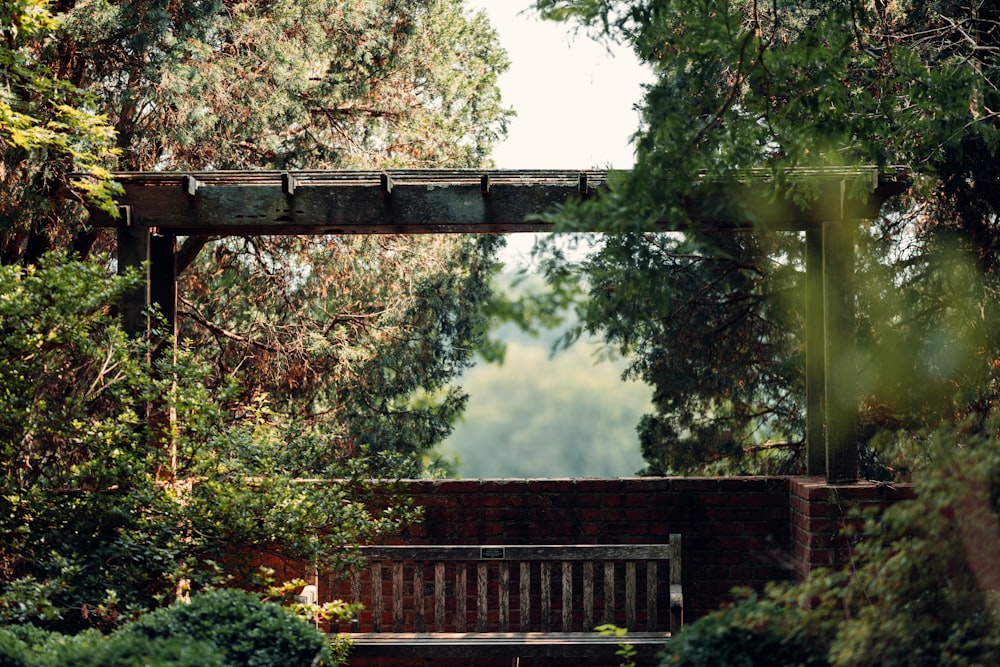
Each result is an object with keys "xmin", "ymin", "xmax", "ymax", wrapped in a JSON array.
[{"xmin": 463, "ymin": 2, "xmax": 651, "ymax": 170}]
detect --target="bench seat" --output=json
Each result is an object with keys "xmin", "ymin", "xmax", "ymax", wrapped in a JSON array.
[{"xmin": 347, "ymin": 631, "xmax": 671, "ymax": 659}]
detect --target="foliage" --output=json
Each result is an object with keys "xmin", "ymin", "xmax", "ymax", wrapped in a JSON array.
[
  {"xmin": 2, "ymin": 0, "xmax": 514, "ymax": 473},
  {"xmin": 0, "ymin": 254, "xmax": 415, "ymax": 632},
  {"xmin": 0, "ymin": 591, "xmax": 331, "ymax": 667},
  {"xmin": 37, "ymin": 631, "xmax": 225, "ymax": 667},
  {"xmin": 0, "ymin": 627, "xmax": 31, "ymax": 667},
  {"xmin": 663, "ymin": 415, "xmax": 1000, "ymax": 666},
  {"xmin": 596, "ymin": 624, "xmax": 638, "ymax": 667},
  {"xmin": 0, "ymin": 0, "xmax": 121, "ymax": 260},
  {"xmin": 119, "ymin": 589, "xmax": 331, "ymax": 667},
  {"xmin": 534, "ymin": 0, "xmax": 1000, "ymax": 476},
  {"xmin": 662, "ymin": 593, "xmax": 827, "ymax": 667},
  {"xmin": 183, "ymin": 233, "xmax": 505, "ymax": 474}
]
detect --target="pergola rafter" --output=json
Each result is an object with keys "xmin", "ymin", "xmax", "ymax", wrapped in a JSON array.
[{"xmin": 89, "ymin": 167, "xmax": 910, "ymax": 484}]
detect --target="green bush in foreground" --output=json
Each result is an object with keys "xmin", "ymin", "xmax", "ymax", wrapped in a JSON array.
[
  {"xmin": 0, "ymin": 589, "xmax": 333, "ymax": 666},
  {"xmin": 661, "ymin": 594, "xmax": 828, "ymax": 667},
  {"xmin": 119, "ymin": 589, "xmax": 331, "ymax": 667},
  {"xmin": 0, "ymin": 629, "xmax": 30, "ymax": 667},
  {"xmin": 39, "ymin": 632, "xmax": 224, "ymax": 667}
]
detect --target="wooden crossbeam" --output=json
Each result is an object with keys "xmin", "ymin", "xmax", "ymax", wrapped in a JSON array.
[{"xmin": 88, "ymin": 168, "xmax": 908, "ymax": 235}]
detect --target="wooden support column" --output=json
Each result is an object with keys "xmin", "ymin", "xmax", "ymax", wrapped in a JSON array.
[
  {"xmin": 823, "ymin": 217, "xmax": 858, "ymax": 483},
  {"xmin": 117, "ymin": 225, "xmax": 151, "ymax": 338},
  {"xmin": 148, "ymin": 234, "xmax": 179, "ymax": 476},
  {"xmin": 118, "ymin": 229, "xmax": 179, "ymax": 475},
  {"xmin": 805, "ymin": 228, "xmax": 826, "ymax": 476},
  {"xmin": 149, "ymin": 234, "xmax": 178, "ymax": 345}
]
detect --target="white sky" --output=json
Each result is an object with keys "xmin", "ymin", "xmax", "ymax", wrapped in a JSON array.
[
  {"xmin": 463, "ymin": 1, "xmax": 652, "ymax": 266},
  {"xmin": 464, "ymin": 1, "xmax": 651, "ymax": 170}
]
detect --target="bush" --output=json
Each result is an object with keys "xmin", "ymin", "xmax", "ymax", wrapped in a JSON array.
[
  {"xmin": 119, "ymin": 589, "xmax": 331, "ymax": 667},
  {"xmin": 662, "ymin": 592, "xmax": 829, "ymax": 667},
  {"xmin": 38, "ymin": 632, "xmax": 224, "ymax": 667},
  {"xmin": 0, "ymin": 629, "xmax": 30, "ymax": 667}
]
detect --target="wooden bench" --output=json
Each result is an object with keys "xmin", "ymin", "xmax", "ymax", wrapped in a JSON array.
[{"xmin": 332, "ymin": 535, "xmax": 682, "ymax": 664}]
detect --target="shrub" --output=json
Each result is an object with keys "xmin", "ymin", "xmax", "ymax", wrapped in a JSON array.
[
  {"xmin": 38, "ymin": 632, "xmax": 224, "ymax": 667},
  {"xmin": 119, "ymin": 589, "xmax": 331, "ymax": 667},
  {"xmin": 0, "ymin": 629, "xmax": 30, "ymax": 667},
  {"xmin": 661, "ymin": 592, "xmax": 829, "ymax": 667}
]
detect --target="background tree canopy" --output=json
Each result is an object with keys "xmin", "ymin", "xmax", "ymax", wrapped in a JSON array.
[
  {"xmin": 535, "ymin": 0, "xmax": 1000, "ymax": 477},
  {"xmin": 442, "ymin": 273, "xmax": 651, "ymax": 478},
  {"xmin": 2, "ymin": 0, "xmax": 514, "ymax": 473}
]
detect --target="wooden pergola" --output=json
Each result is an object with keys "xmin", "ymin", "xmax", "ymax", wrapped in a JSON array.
[{"xmin": 89, "ymin": 167, "xmax": 909, "ymax": 484}]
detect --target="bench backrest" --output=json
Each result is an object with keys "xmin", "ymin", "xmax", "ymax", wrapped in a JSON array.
[{"xmin": 338, "ymin": 535, "xmax": 681, "ymax": 635}]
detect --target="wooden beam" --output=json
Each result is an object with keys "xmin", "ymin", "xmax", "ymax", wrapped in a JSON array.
[{"xmin": 88, "ymin": 168, "xmax": 907, "ymax": 235}]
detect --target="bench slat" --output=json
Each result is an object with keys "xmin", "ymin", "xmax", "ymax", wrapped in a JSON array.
[
  {"xmin": 360, "ymin": 544, "xmax": 670, "ymax": 561},
  {"xmin": 371, "ymin": 563, "xmax": 382, "ymax": 632},
  {"xmin": 476, "ymin": 562, "xmax": 488, "ymax": 632},
  {"xmin": 455, "ymin": 564, "xmax": 467, "ymax": 632},
  {"xmin": 647, "ymin": 561, "xmax": 658, "ymax": 631},
  {"xmin": 519, "ymin": 562, "xmax": 530, "ymax": 632},
  {"xmin": 603, "ymin": 561, "xmax": 615, "ymax": 625},
  {"xmin": 499, "ymin": 562, "xmax": 510, "ymax": 632},
  {"xmin": 413, "ymin": 563, "xmax": 424, "ymax": 632},
  {"xmin": 347, "ymin": 632, "xmax": 671, "ymax": 660},
  {"xmin": 350, "ymin": 570, "xmax": 361, "ymax": 632},
  {"xmin": 562, "ymin": 561, "xmax": 572, "ymax": 631},
  {"xmin": 583, "ymin": 561, "xmax": 594, "ymax": 631},
  {"xmin": 540, "ymin": 562, "xmax": 552, "ymax": 632},
  {"xmin": 392, "ymin": 562, "xmax": 404, "ymax": 632},
  {"xmin": 434, "ymin": 562, "xmax": 445, "ymax": 632},
  {"xmin": 626, "ymin": 561, "xmax": 637, "ymax": 630}
]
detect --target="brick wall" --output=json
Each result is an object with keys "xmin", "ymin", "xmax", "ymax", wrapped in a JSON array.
[{"xmin": 312, "ymin": 476, "xmax": 914, "ymax": 620}]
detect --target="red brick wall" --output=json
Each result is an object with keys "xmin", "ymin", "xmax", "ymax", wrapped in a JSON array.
[
  {"xmin": 315, "ymin": 476, "xmax": 914, "ymax": 621},
  {"xmin": 295, "ymin": 476, "xmax": 917, "ymax": 666},
  {"xmin": 327, "ymin": 477, "xmax": 790, "ymax": 620}
]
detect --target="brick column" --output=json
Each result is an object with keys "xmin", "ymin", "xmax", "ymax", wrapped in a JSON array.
[{"xmin": 789, "ymin": 477, "xmax": 914, "ymax": 580}]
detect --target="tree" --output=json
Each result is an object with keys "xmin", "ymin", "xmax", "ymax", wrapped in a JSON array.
[
  {"xmin": 2, "ymin": 0, "xmax": 513, "ymax": 473},
  {"xmin": 534, "ymin": 0, "xmax": 1000, "ymax": 476},
  {"xmin": 0, "ymin": 0, "xmax": 121, "ymax": 263}
]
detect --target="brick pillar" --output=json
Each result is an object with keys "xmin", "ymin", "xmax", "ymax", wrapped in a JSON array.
[{"xmin": 789, "ymin": 477, "xmax": 914, "ymax": 580}]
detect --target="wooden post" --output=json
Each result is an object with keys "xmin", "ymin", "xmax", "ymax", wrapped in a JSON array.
[
  {"xmin": 823, "ymin": 217, "xmax": 858, "ymax": 483},
  {"xmin": 117, "ymin": 225, "xmax": 150, "ymax": 338},
  {"xmin": 149, "ymin": 234, "xmax": 177, "ymax": 343},
  {"xmin": 149, "ymin": 234, "xmax": 178, "ymax": 476},
  {"xmin": 805, "ymin": 228, "xmax": 826, "ymax": 476},
  {"xmin": 118, "ymin": 229, "xmax": 180, "ymax": 477}
]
